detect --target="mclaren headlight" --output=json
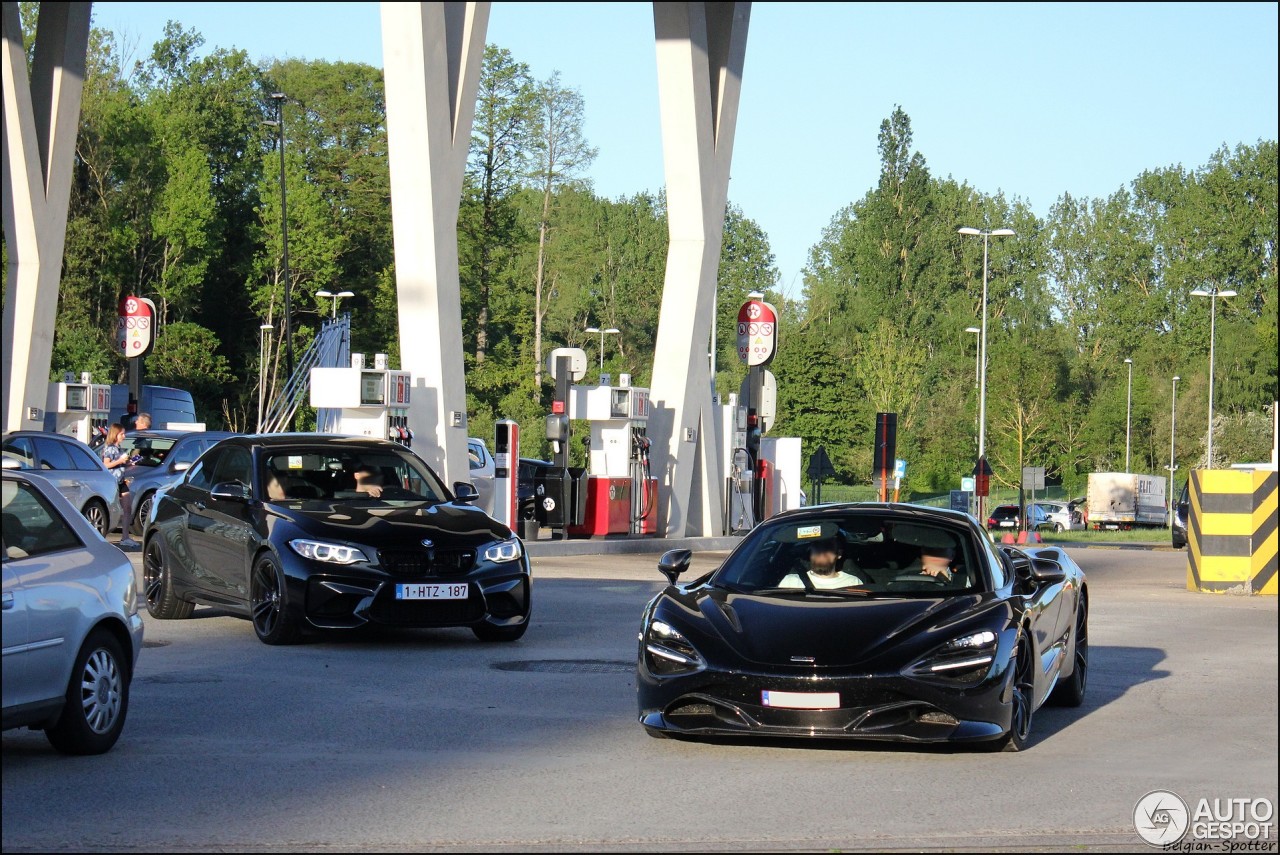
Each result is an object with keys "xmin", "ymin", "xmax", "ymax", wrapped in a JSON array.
[
  {"xmin": 906, "ymin": 629, "xmax": 1000, "ymax": 684},
  {"xmin": 482, "ymin": 537, "xmax": 524, "ymax": 564},
  {"xmin": 289, "ymin": 539, "xmax": 370, "ymax": 565},
  {"xmin": 643, "ymin": 618, "xmax": 706, "ymax": 676}
]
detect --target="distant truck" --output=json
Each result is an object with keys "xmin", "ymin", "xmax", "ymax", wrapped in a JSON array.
[{"xmin": 1086, "ymin": 472, "xmax": 1167, "ymax": 530}]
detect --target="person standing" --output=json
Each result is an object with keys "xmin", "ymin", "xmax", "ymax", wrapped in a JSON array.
[{"xmin": 100, "ymin": 423, "xmax": 139, "ymax": 549}]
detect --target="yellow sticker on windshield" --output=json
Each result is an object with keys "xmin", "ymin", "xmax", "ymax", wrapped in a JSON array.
[
  {"xmin": 287, "ymin": 456, "xmax": 303, "ymax": 470},
  {"xmin": 797, "ymin": 525, "xmax": 822, "ymax": 539}
]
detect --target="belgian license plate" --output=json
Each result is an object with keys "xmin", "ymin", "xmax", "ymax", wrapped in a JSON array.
[
  {"xmin": 762, "ymin": 690, "xmax": 840, "ymax": 710},
  {"xmin": 396, "ymin": 583, "xmax": 469, "ymax": 600}
]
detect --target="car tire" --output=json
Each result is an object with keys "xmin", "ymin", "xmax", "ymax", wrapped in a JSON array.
[
  {"xmin": 131, "ymin": 490, "xmax": 155, "ymax": 537},
  {"xmin": 251, "ymin": 553, "xmax": 301, "ymax": 645},
  {"xmin": 82, "ymin": 498, "xmax": 110, "ymax": 538},
  {"xmin": 1050, "ymin": 600, "xmax": 1088, "ymax": 707},
  {"xmin": 1053, "ymin": 523, "xmax": 1064, "ymax": 533},
  {"xmin": 143, "ymin": 538, "xmax": 194, "ymax": 620},
  {"xmin": 45, "ymin": 629, "xmax": 130, "ymax": 755},
  {"xmin": 982, "ymin": 633, "xmax": 1037, "ymax": 753},
  {"xmin": 471, "ymin": 620, "xmax": 528, "ymax": 642}
]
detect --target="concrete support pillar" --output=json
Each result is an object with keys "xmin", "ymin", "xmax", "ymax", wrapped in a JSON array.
[
  {"xmin": 2, "ymin": 2, "xmax": 91, "ymax": 433},
  {"xmin": 380, "ymin": 2, "xmax": 489, "ymax": 485},
  {"xmin": 648, "ymin": 2, "xmax": 750, "ymax": 536}
]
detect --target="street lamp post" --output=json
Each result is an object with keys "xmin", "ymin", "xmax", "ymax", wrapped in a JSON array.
[
  {"xmin": 266, "ymin": 92, "xmax": 293, "ymax": 428},
  {"xmin": 958, "ymin": 226, "xmax": 1015, "ymax": 523},
  {"xmin": 1124, "ymin": 357, "xmax": 1133, "ymax": 472},
  {"xmin": 964, "ymin": 327, "xmax": 980, "ymax": 389},
  {"xmin": 1169, "ymin": 375, "xmax": 1179, "ymax": 525},
  {"xmin": 584, "ymin": 326, "xmax": 620, "ymax": 377},
  {"xmin": 316, "ymin": 290, "xmax": 355, "ymax": 319},
  {"xmin": 257, "ymin": 323, "xmax": 273, "ymax": 433},
  {"xmin": 1190, "ymin": 286, "xmax": 1236, "ymax": 467}
]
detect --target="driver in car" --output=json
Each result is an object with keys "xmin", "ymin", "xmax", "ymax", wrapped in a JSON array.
[
  {"xmin": 902, "ymin": 542, "xmax": 956, "ymax": 581},
  {"xmin": 353, "ymin": 464, "xmax": 385, "ymax": 498},
  {"xmin": 779, "ymin": 536, "xmax": 864, "ymax": 589}
]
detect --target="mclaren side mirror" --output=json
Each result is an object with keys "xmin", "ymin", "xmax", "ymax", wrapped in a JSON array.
[
  {"xmin": 1030, "ymin": 557, "xmax": 1067, "ymax": 583},
  {"xmin": 657, "ymin": 549, "xmax": 693, "ymax": 585}
]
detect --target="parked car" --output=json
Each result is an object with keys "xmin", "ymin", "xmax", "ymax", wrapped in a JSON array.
[
  {"xmin": 142, "ymin": 434, "xmax": 531, "ymax": 644},
  {"xmin": 1172, "ymin": 480, "xmax": 1189, "ymax": 549},
  {"xmin": 467, "ymin": 436, "xmax": 496, "ymax": 516},
  {"xmin": 2, "ymin": 431, "xmax": 122, "ymax": 537},
  {"xmin": 517, "ymin": 457, "xmax": 556, "ymax": 519},
  {"xmin": 987, "ymin": 503, "xmax": 1050, "ymax": 531},
  {"xmin": 117, "ymin": 429, "xmax": 237, "ymax": 535},
  {"xmin": 637, "ymin": 503, "xmax": 1088, "ymax": 750},
  {"xmin": 2, "ymin": 469, "xmax": 144, "ymax": 754},
  {"xmin": 1034, "ymin": 500, "xmax": 1084, "ymax": 533}
]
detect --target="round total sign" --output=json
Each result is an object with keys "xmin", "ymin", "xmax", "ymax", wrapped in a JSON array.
[{"xmin": 736, "ymin": 299, "xmax": 778, "ymax": 367}]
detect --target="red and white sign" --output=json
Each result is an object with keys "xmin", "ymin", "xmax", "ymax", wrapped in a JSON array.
[
  {"xmin": 736, "ymin": 299, "xmax": 778, "ymax": 367},
  {"xmin": 116, "ymin": 296, "xmax": 157, "ymax": 359}
]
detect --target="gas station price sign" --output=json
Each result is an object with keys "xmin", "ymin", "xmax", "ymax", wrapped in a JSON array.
[{"xmin": 736, "ymin": 298, "xmax": 778, "ymax": 367}]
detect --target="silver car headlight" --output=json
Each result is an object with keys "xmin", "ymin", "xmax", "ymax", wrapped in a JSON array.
[
  {"xmin": 482, "ymin": 537, "xmax": 523, "ymax": 564},
  {"xmin": 288, "ymin": 539, "xmax": 370, "ymax": 565},
  {"xmin": 906, "ymin": 629, "xmax": 1000, "ymax": 684}
]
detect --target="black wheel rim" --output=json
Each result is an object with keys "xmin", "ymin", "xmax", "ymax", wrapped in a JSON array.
[
  {"xmin": 251, "ymin": 559, "xmax": 281, "ymax": 637},
  {"xmin": 143, "ymin": 541, "xmax": 163, "ymax": 609},
  {"xmin": 136, "ymin": 494, "xmax": 153, "ymax": 533},
  {"xmin": 1010, "ymin": 637, "xmax": 1035, "ymax": 742},
  {"xmin": 1073, "ymin": 606, "xmax": 1088, "ymax": 692},
  {"xmin": 80, "ymin": 647, "xmax": 123, "ymax": 734}
]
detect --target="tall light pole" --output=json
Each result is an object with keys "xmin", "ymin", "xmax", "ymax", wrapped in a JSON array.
[
  {"xmin": 1124, "ymin": 357, "xmax": 1133, "ymax": 471},
  {"xmin": 316, "ymin": 290, "xmax": 354, "ymax": 319},
  {"xmin": 958, "ymin": 226, "xmax": 1015, "ymax": 523},
  {"xmin": 584, "ymin": 326, "xmax": 620, "ymax": 376},
  {"xmin": 1169, "ymin": 375, "xmax": 1179, "ymax": 525},
  {"xmin": 257, "ymin": 323, "xmax": 273, "ymax": 433},
  {"xmin": 265, "ymin": 92, "xmax": 293, "ymax": 428},
  {"xmin": 1190, "ymin": 286, "xmax": 1235, "ymax": 467}
]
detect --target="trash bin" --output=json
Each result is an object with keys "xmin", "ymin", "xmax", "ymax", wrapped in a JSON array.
[{"xmin": 520, "ymin": 518, "xmax": 541, "ymax": 540}]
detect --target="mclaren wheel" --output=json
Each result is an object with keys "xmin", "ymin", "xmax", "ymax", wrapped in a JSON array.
[
  {"xmin": 45, "ymin": 630, "xmax": 130, "ymax": 755},
  {"xmin": 143, "ymin": 538, "xmax": 193, "ymax": 619},
  {"xmin": 1002, "ymin": 633, "xmax": 1037, "ymax": 752},
  {"xmin": 250, "ymin": 553, "xmax": 301, "ymax": 645},
  {"xmin": 1050, "ymin": 599, "xmax": 1088, "ymax": 707}
]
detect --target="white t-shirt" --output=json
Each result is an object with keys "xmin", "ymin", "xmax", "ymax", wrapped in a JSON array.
[{"xmin": 779, "ymin": 569, "xmax": 863, "ymax": 589}]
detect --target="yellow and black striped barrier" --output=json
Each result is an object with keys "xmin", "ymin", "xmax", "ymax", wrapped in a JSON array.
[{"xmin": 1186, "ymin": 469, "xmax": 1278, "ymax": 595}]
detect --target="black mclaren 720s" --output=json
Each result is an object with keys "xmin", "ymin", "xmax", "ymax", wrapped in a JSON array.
[{"xmin": 637, "ymin": 503, "xmax": 1088, "ymax": 750}]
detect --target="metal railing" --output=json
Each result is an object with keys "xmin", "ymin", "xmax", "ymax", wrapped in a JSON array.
[{"xmin": 259, "ymin": 313, "xmax": 350, "ymax": 434}]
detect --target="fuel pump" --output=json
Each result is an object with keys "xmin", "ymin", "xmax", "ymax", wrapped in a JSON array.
[
  {"xmin": 46, "ymin": 373, "xmax": 112, "ymax": 445},
  {"xmin": 311, "ymin": 353, "xmax": 413, "ymax": 447},
  {"xmin": 493, "ymin": 419, "xmax": 520, "ymax": 531},
  {"xmin": 720, "ymin": 393, "xmax": 755, "ymax": 534},
  {"xmin": 567, "ymin": 375, "xmax": 656, "ymax": 537}
]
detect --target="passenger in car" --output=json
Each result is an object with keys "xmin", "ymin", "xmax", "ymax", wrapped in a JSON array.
[{"xmin": 900, "ymin": 543, "xmax": 957, "ymax": 582}]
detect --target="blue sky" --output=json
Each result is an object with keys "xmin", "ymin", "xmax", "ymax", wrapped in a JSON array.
[{"xmin": 90, "ymin": 2, "xmax": 1278, "ymax": 301}]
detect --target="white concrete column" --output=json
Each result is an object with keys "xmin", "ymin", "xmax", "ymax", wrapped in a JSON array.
[
  {"xmin": 2, "ymin": 2, "xmax": 91, "ymax": 433},
  {"xmin": 648, "ymin": 2, "xmax": 750, "ymax": 536},
  {"xmin": 380, "ymin": 2, "xmax": 489, "ymax": 486}
]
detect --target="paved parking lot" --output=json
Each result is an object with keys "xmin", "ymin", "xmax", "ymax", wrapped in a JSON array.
[{"xmin": 3, "ymin": 544, "xmax": 1276, "ymax": 852}]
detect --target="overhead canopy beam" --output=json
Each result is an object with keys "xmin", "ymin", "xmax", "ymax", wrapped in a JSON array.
[{"xmin": 648, "ymin": 1, "xmax": 751, "ymax": 536}]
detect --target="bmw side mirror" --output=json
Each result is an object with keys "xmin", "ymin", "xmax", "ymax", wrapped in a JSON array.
[
  {"xmin": 211, "ymin": 481, "xmax": 251, "ymax": 502},
  {"xmin": 172, "ymin": 461, "xmax": 192, "ymax": 473},
  {"xmin": 657, "ymin": 549, "xmax": 693, "ymax": 585},
  {"xmin": 453, "ymin": 481, "xmax": 480, "ymax": 504}
]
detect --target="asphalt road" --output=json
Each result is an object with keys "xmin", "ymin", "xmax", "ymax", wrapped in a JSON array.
[{"xmin": 3, "ymin": 545, "xmax": 1276, "ymax": 853}]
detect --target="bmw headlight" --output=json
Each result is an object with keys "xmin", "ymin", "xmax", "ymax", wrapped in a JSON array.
[
  {"xmin": 482, "ymin": 537, "xmax": 523, "ymax": 564},
  {"xmin": 643, "ymin": 618, "xmax": 706, "ymax": 676},
  {"xmin": 906, "ymin": 629, "xmax": 1000, "ymax": 684},
  {"xmin": 289, "ymin": 539, "xmax": 369, "ymax": 565}
]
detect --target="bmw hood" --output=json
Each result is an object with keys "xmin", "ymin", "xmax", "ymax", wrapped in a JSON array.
[
  {"xmin": 682, "ymin": 589, "xmax": 990, "ymax": 669},
  {"xmin": 275, "ymin": 500, "xmax": 512, "ymax": 545}
]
